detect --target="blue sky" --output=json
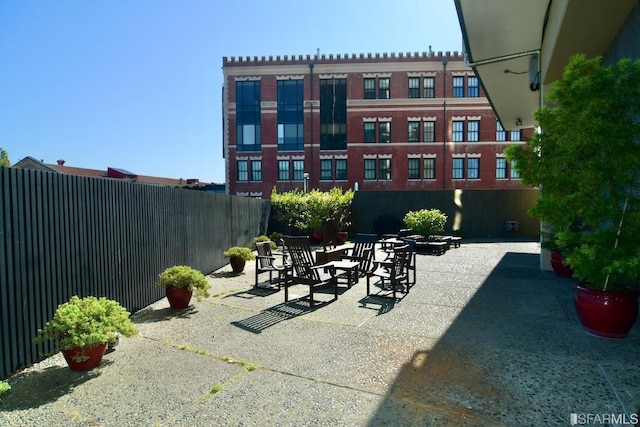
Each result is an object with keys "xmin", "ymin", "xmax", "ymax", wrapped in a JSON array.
[{"xmin": 0, "ymin": 0, "xmax": 462, "ymax": 183}]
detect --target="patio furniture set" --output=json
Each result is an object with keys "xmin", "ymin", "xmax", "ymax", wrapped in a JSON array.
[{"xmin": 254, "ymin": 232, "xmax": 439, "ymax": 306}]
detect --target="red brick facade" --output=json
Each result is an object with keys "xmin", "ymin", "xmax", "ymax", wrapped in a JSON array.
[{"xmin": 222, "ymin": 51, "xmax": 533, "ymax": 197}]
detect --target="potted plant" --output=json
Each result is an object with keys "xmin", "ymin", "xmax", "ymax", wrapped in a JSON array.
[
  {"xmin": 158, "ymin": 265, "xmax": 211, "ymax": 309},
  {"xmin": 403, "ymin": 209, "xmax": 448, "ymax": 240},
  {"xmin": 252, "ymin": 235, "xmax": 277, "ymax": 250},
  {"xmin": 506, "ymin": 54, "xmax": 640, "ymax": 338},
  {"xmin": 329, "ymin": 187, "xmax": 354, "ymax": 244},
  {"xmin": 223, "ymin": 246, "xmax": 255, "ymax": 273},
  {"xmin": 33, "ymin": 295, "xmax": 138, "ymax": 371},
  {"xmin": 0, "ymin": 380, "xmax": 10, "ymax": 397}
]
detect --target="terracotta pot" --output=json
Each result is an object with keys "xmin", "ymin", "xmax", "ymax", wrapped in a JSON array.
[
  {"xmin": 574, "ymin": 284, "xmax": 639, "ymax": 338},
  {"xmin": 309, "ymin": 231, "xmax": 323, "ymax": 244},
  {"xmin": 166, "ymin": 286, "xmax": 193, "ymax": 309},
  {"xmin": 230, "ymin": 257, "xmax": 246, "ymax": 273},
  {"xmin": 336, "ymin": 231, "xmax": 348, "ymax": 245},
  {"xmin": 550, "ymin": 250, "xmax": 573, "ymax": 278},
  {"xmin": 62, "ymin": 343, "xmax": 108, "ymax": 371}
]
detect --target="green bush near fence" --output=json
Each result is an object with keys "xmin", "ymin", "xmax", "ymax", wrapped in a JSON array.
[{"xmin": 271, "ymin": 187, "xmax": 354, "ymax": 234}]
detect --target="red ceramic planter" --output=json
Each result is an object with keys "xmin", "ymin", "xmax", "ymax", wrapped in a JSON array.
[
  {"xmin": 166, "ymin": 286, "xmax": 193, "ymax": 309},
  {"xmin": 62, "ymin": 343, "xmax": 108, "ymax": 371},
  {"xmin": 309, "ymin": 231, "xmax": 323, "ymax": 244},
  {"xmin": 550, "ymin": 250, "xmax": 573, "ymax": 278},
  {"xmin": 230, "ymin": 257, "xmax": 246, "ymax": 273},
  {"xmin": 574, "ymin": 284, "xmax": 639, "ymax": 338}
]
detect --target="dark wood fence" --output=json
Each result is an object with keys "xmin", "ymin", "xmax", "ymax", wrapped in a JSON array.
[
  {"xmin": 350, "ymin": 189, "xmax": 540, "ymax": 239},
  {"xmin": 0, "ymin": 167, "xmax": 270, "ymax": 378}
]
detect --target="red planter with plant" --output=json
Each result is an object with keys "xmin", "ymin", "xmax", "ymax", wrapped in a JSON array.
[
  {"xmin": 166, "ymin": 286, "xmax": 193, "ymax": 309},
  {"xmin": 550, "ymin": 250, "xmax": 573, "ymax": 278},
  {"xmin": 574, "ymin": 285, "xmax": 639, "ymax": 338},
  {"xmin": 62, "ymin": 343, "xmax": 109, "ymax": 371}
]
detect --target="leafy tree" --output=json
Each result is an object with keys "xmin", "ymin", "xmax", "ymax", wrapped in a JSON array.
[
  {"xmin": 0, "ymin": 147, "xmax": 9, "ymax": 167},
  {"xmin": 505, "ymin": 54, "xmax": 640, "ymax": 290}
]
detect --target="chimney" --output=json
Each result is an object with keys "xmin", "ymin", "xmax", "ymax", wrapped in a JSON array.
[{"xmin": 57, "ymin": 159, "xmax": 65, "ymax": 165}]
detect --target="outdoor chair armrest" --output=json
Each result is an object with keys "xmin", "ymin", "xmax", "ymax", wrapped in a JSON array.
[{"xmin": 311, "ymin": 263, "xmax": 337, "ymax": 277}]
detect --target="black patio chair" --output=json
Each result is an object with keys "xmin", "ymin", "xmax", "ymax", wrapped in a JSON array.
[
  {"xmin": 282, "ymin": 236, "xmax": 338, "ymax": 306},
  {"xmin": 255, "ymin": 241, "xmax": 292, "ymax": 289},
  {"xmin": 366, "ymin": 244, "xmax": 410, "ymax": 300},
  {"xmin": 341, "ymin": 233, "xmax": 378, "ymax": 276}
]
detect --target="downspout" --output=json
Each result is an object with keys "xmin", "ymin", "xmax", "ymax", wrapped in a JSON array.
[
  {"xmin": 309, "ymin": 60, "xmax": 314, "ymax": 187},
  {"xmin": 442, "ymin": 56, "xmax": 448, "ymax": 189}
]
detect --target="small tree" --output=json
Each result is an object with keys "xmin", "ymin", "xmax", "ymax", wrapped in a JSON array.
[
  {"xmin": 506, "ymin": 54, "xmax": 640, "ymax": 291},
  {"xmin": 0, "ymin": 147, "xmax": 10, "ymax": 167}
]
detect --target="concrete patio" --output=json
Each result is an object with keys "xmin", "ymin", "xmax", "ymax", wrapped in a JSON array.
[{"xmin": 1, "ymin": 240, "xmax": 639, "ymax": 426}]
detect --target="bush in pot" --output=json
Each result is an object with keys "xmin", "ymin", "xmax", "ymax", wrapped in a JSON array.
[
  {"xmin": 158, "ymin": 265, "xmax": 211, "ymax": 309},
  {"xmin": 403, "ymin": 209, "xmax": 448, "ymax": 240},
  {"xmin": 506, "ymin": 54, "xmax": 640, "ymax": 338},
  {"xmin": 33, "ymin": 295, "xmax": 138, "ymax": 370},
  {"xmin": 223, "ymin": 246, "xmax": 256, "ymax": 273}
]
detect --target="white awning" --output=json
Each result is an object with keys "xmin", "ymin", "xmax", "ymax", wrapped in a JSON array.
[{"xmin": 455, "ymin": 0, "xmax": 636, "ymax": 129}]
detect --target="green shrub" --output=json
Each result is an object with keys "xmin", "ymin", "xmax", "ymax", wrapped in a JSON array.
[
  {"xmin": 252, "ymin": 235, "xmax": 276, "ymax": 250},
  {"xmin": 0, "ymin": 381, "xmax": 10, "ymax": 396},
  {"xmin": 403, "ymin": 209, "xmax": 448, "ymax": 238},
  {"xmin": 271, "ymin": 187, "xmax": 354, "ymax": 233},
  {"xmin": 33, "ymin": 296, "xmax": 138, "ymax": 351},
  {"xmin": 223, "ymin": 246, "xmax": 256, "ymax": 261},
  {"xmin": 158, "ymin": 265, "xmax": 211, "ymax": 300}
]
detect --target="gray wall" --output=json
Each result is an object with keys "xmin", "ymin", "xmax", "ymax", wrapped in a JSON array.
[{"xmin": 350, "ymin": 189, "xmax": 540, "ymax": 239}]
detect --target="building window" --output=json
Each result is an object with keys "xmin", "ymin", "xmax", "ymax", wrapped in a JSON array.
[
  {"xmin": 424, "ymin": 77, "xmax": 435, "ymax": 98},
  {"xmin": 379, "ymin": 122, "xmax": 391, "ymax": 143},
  {"xmin": 424, "ymin": 158, "xmax": 436, "ymax": 179},
  {"xmin": 467, "ymin": 76, "xmax": 479, "ymax": 97},
  {"xmin": 236, "ymin": 81, "xmax": 261, "ymax": 151},
  {"xmin": 364, "ymin": 122, "xmax": 376, "ymax": 143},
  {"xmin": 510, "ymin": 160, "xmax": 520, "ymax": 179},
  {"xmin": 320, "ymin": 159, "xmax": 332, "ymax": 181},
  {"xmin": 510, "ymin": 129, "xmax": 522, "ymax": 141},
  {"xmin": 320, "ymin": 78, "xmax": 347, "ymax": 150},
  {"xmin": 277, "ymin": 160, "xmax": 290, "ymax": 181},
  {"xmin": 468, "ymin": 158, "xmax": 480, "ymax": 179},
  {"xmin": 378, "ymin": 77, "xmax": 390, "ymax": 99},
  {"xmin": 364, "ymin": 159, "xmax": 376, "ymax": 180},
  {"xmin": 467, "ymin": 120, "xmax": 479, "ymax": 142},
  {"xmin": 452, "ymin": 76, "xmax": 464, "ymax": 98},
  {"xmin": 335, "ymin": 159, "xmax": 347, "ymax": 180},
  {"xmin": 237, "ymin": 160, "xmax": 248, "ymax": 181},
  {"xmin": 292, "ymin": 160, "xmax": 305, "ymax": 181},
  {"xmin": 364, "ymin": 78, "xmax": 376, "ymax": 99},
  {"xmin": 408, "ymin": 158, "xmax": 420, "ymax": 179},
  {"xmin": 453, "ymin": 121, "xmax": 464, "ymax": 142},
  {"xmin": 408, "ymin": 121, "xmax": 420, "ymax": 142},
  {"xmin": 277, "ymin": 79, "xmax": 304, "ymax": 151},
  {"xmin": 496, "ymin": 121, "xmax": 506, "ymax": 141},
  {"xmin": 379, "ymin": 159, "xmax": 391, "ymax": 180},
  {"xmin": 408, "ymin": 77, "xmax": 420, "ymax": 98},
  {"xmin": 496, "ymin": 158, "xmax": 507, "ymax": 179},
  {"xmin": 452, "ymin": 158, "xmax": 464, "ymax": 179},
  {"xmin": 424, "ymin": 121, "xmax": 435, "ymax": 142},
  {"xmin": 251, "ymin": 160, "xmax": 262, "ymax": 181}
]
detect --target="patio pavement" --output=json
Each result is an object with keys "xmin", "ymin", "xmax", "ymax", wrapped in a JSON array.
[{"xmin": 1, "ymin": 240, "xmax": 639, "ymax": 426}]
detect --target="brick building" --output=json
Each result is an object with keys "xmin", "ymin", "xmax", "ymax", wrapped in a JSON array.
[{"xmin": 222, "ymin": 51, "xmax": 532, "ymax": 197}]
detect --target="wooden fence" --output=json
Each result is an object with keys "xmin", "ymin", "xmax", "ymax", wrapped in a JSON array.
[{"xmin": 0, "ymin": 167, "xmax": 269, "ymax": 378}]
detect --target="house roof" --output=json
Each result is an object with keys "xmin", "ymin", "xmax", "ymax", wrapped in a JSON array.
[
  {"xmin": 454, "ymin": 0, "xmax": 636, "ymax": 129},
  {"xmin": 13, "ymin": 156, "xmax": 201, "ymax": 187}
]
